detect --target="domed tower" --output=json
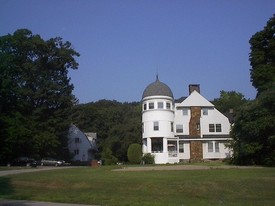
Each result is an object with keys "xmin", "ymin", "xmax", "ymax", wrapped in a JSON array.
[{"xmin": 142, "ymin": 76, "xmax": 176, "ymax": 164}]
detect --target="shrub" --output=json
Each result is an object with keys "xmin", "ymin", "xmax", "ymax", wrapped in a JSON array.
[
  {"xmin": 127, "ymin": 144, "xmax": 142, "ymax": 164},
  {"xmin": 142, "ymin": 153, "xmax": 155, "ymax": 164}
]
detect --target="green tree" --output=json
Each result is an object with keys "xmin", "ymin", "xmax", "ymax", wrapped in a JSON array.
[
  {"xmin": 70, "ymin": 100, "xmax": 141, "ymax": 162},
  {"xmin": 249, "ymin": 14, "xmax": 275, "ymax": 95},
  {"xmin": 231, "ymin": 15, "xmax": 275, "ymax": 166},
  {"xmin": 212, "ymin": 90, "xmax": 248, "ymax": 113},
  {"xmin": 101, "ymin": 147, "xmax": 118, "ymax": 165},
  {"xmin": 0, "ymin": 29, "xmax": 79, "ymax": 163},
  {"xmin": 127, "ymin": 143, "xmax": 142, "ymax": 164}
]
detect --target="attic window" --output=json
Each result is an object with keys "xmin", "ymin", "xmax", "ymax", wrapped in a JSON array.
[
  {"xmin": 202, "ymin": 108, "xmax": 208, "ymax": 115},
  {"xmin": 182, "ymin": 108, "xmax": 188, "ymax": 115}
]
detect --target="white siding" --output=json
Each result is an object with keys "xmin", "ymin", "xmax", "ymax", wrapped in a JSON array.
[{"xmin": 68, "ymin": 125, "xmax": 93, "ymax": 162}]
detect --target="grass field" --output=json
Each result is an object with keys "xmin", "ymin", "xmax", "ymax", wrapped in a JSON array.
[{"xmin": 0, "ymin": 165, "xmax": 274, "ymax": 206}]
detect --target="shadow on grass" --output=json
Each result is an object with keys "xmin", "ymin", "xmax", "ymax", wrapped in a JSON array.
[
  {"xmin": 0, "ymin": 176, "xmax": 14, "ymax": 196},
  {"xmin": 0, "ymin": 177, "xmax": 30, "ymax": 205}
]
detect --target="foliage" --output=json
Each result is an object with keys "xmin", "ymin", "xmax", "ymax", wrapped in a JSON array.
[
  {"xmin": 249, "ymin": 14, "xmax": 275, "ymax": 95},
  {"xmin": 1, "ymin": 167, "xmax": 275, "ymax": 205},
  {"xmin": 0, "ymin": 29, "xmax": 79, "ymax": 163},
  {"xmin": 127, "ymin": 143, "xmax": 142, "ymax": 164},
  {"xmin": 101, "ymin": 148, "xmax": 118, "ymax": 165},
  {"xmin": 231, "ymin": 90, "xmax": 275, "ymax": 166},
  {"xmin": 231, "ymin": 15, "xmax": 275, "ymax": 166},
  {"xmin": 142, "ymin": 153, "xmax": 155, "ymax": 164},
  {"xmin": 70, "ymin": 100, "xmax": 141, "ymax": 162},
  {"xmin": 212, "ymin": 90, "xmax": 248, "ymax": 113}
]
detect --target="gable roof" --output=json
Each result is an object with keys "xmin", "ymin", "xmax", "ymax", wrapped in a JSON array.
[{"xmin": 176, "ymin": 90, "xmax": 214, "ymax": 107}]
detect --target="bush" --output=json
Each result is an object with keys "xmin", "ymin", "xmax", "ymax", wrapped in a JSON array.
[
  {"xmin": 142, "ymin": 153, "xmax": 155, "ymax": 164},
  {"xmin": 127, "ymin": 144, "xmax": 142, "ymax": 164}
]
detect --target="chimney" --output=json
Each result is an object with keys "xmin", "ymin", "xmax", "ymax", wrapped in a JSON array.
[{"xmin": 189, "ymin": 84, "xmax": 200, "ymax": 94}]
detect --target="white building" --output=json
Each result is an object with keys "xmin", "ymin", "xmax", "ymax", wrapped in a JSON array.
[
  {"xmin": 142, "ymin": 77, "xmax": 232, "ymax": 164},
  {"xmin": 68, "ymin": 124, "xmax": 97, "ymax": 162}
]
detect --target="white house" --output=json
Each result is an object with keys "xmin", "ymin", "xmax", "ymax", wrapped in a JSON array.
[
  {"xmin": 68, "ymin": 124, "xmax": 97, "ymax": 162},
  {"xmin": 142, "ymin": 76, "xmax": 232, "ymax": 164}
]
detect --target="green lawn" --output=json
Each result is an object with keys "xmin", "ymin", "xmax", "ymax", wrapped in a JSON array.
[{"xmin": 0, "ymin": 166, "xmax": 274, "ymax": 206}]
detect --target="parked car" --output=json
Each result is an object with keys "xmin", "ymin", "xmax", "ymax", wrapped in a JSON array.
[
  {"xmin": 9, "ymin": 157, "xmax": 37, "ymax": 167},
  {"xmin": 40, "ymin": 158, "xmax": 64, "ymax": 166}
]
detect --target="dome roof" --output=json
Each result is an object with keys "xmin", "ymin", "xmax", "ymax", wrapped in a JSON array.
[{"xmin": 142, "ymin": 76, "xmax": 174, "ymax": 99}]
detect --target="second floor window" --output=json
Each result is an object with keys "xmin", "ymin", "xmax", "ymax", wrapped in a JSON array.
[
  {"xmin": 209, "ymin": 124, "xmax": 222, "ymax": 132},
  {"xmin": 216, "ymin": 124, "xmax": 222, "ymax": 132},
  {"xmin": 154, "ymin": 121, "xmax": 159, "ymax": 131},
  {"xmin": 176, "ymin": 124, "xmax": 183, "ymax": 133}
]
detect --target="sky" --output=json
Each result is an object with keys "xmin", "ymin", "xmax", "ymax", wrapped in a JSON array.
[{"xmin": 1, "ymin": 0, "xmax": 274, "ymax": 103}]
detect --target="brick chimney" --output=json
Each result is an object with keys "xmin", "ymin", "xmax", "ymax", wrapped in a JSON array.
[{"xmin": 189, "ymin": 84, "xmax": 200, "ymax": 94}]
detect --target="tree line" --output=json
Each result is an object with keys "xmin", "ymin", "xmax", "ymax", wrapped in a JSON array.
[
  {"xmin": 0, "ymin": 14, "xmax": 274, "ymax": 166},
  {"xmin": 70, "ymin": 100, "xmax": 141, "ymax": 164}
]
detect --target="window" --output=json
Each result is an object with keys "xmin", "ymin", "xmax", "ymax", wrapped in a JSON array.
[
  {"xmin": 182, "ymin": 108, "xmax": 188, "ymax": 115},
  {"xmin": 151, "ymin": 138, "xmax": 163, "ymax": 152},
  {"xmin": 143, "ymin": 103, "xmax": 147, "ymax": 111},
  {"xmin": 202, "ymin": 108, "xmax": 208, "ymax": 115},
  {"xmin": 166, "ymin": 102, "xmax": 171, "ymax": 109},
  {"xmin": 208, "ymin": 142, "xmax": 213, "ymax": 152},
  {"xmin": 216, "ymin": 124, "xmax": 222, "ymax": 132},
  {"xmin": 171, "ymin": 122, "xmax": 174, "ymax": 132},
  {"xmin": 196, "ymin": 123, "xmax": 200, "ymax": 131},
  {"xmin": 179, "ymin": 141, "xmax": 184, "ymax": 153},
  {"xmin": 209, "ymin": 124, "xmax": 222, "ymax": 132},
  {"xmin": 75, "ymin": 138, "xmax": 80, "ymax": 143},
  {"xmin": 176, "ymin": 124, "xmax": 183, "ymax": 133},
  {"xmin": 215, "ymin": 142, "xmax": 220, "ymax": 152},
  {"xmin": 209, "ymin": 124, "xmax": 215, "ymax": 132},
  {"xmin": 153, "ymin": 121, "xmax": 159, "ymax": 131},
  {"xmin": 168, "ymin": 140, "xmax": 177, "ymax": 157},
  {"xmin": 74, "ymin": 149, "xmax": 79, "ymax": 155},
  {"xmin": 158, "ymin": 102, "xmax": 164, "ymax": 109},
  {"xmin": 149, "ymin": 102, "xmax": 154, "ymax": 109},
  {"xmin": 142, "ymin": 123, "xmax": 144, "ymax": 133},
  {"xmin": 208, "ymin": 141, "xmax": 220, "ymax": 153}
]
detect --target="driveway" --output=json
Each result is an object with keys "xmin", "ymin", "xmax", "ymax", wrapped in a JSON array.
[
  {"xmin": 0, "ymin": 166, "xmax": 74, "ymax": 177},
  {"xmin": 0, "ymin": 199, "xmax": 97, "ymax": 206}
]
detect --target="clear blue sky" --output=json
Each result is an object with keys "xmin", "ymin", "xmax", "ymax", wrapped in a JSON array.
[{"xmin": 1, "ymin": 0, "xmax": 274, "ymax": 103}]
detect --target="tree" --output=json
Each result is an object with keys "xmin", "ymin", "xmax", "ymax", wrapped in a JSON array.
[
  {"xmin": 212, "ymin": 90, "xmax": 248, "ymax": 113},
  {"xmin": 249, "ymin": 14, "xmax": 275, "ymax": 96},
  {"xmin": 0, "ymin": 29, "xmax": 79, "ymax": 163},
  {"xmin": 127, "ymin": 143, "xmax": 142, "ymax": 164},
  {"xmin": 70, "ymin": 100, "xmax": 141, "ymax": 162},
  {"xmin": 231, "ymin": 15, "xmax": 275, "ymax": 166}
]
